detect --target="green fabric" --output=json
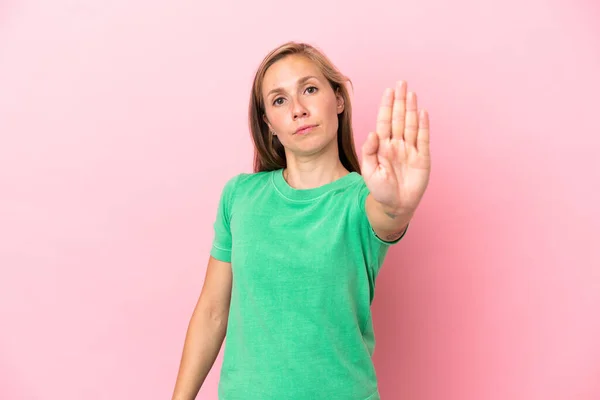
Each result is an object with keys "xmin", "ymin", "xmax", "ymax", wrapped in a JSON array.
[{"xmin": 210, "ymin": 169, "xmax": 406, "ymax": 400}]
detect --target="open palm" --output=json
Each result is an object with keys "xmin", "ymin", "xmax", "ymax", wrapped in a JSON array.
[{"xmin": 361, "ymin": 81, "xmax": 431, "ymax": 213}]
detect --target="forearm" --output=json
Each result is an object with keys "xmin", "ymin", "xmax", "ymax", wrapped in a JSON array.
[
  {"xmin": 365, "ymin": 194, "xmax": 413, "ymax": 242},
  {"xmin": 172, "ymin": 306, "xmax": 228, "ymax": 400}
]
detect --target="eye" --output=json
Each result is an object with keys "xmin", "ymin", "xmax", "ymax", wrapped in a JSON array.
[
  {"xmin": 305, "ymin": 86, "xmax": 318, "ymax": 94},
  {"xmin": 273, "ymin": 97, "xmax": 285, "ymax": 106}
]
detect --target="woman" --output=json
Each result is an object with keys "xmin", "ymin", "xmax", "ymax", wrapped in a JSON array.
[{"xmin": 172, "ymin": 41, "xmax": 431, "ymax": 400}]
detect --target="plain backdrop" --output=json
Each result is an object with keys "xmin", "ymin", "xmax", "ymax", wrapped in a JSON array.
[{"xmin": 1, "ymin": 0, "xmax": 599, "ymax": 399}]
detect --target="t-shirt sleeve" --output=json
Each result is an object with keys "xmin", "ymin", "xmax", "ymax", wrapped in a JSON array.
[
  {"xmin": 355, "ymin": 179, "xmax": 409, "ymax": 281},
  {"xmin": 209, "ymin": 174, "xmax": 240, "ymax": 263}
]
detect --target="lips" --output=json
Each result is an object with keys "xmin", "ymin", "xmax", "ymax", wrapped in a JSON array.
[{"xmin": 295, "ymin": 124, "xmax": 317, "ymax": 134}]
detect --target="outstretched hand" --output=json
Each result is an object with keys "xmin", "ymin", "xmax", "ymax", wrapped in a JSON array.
[{"xmin": 361, "ymin": 81, "xmax": 431, "ymax": 214}]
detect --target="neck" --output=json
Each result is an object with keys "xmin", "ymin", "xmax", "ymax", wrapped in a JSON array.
[{"xmin": 283, "ymin": 157, "xmax": 349, "ymax": 190}]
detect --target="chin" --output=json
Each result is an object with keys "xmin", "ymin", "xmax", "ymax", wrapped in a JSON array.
[{"xmin": 291, "ymin": 135, "xmax": 338, "ymax": 157}]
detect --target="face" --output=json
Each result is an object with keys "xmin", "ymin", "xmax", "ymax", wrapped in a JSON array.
[{"xmin": 262, "ymin": 55, "xmax": 345, "ymax": 158}]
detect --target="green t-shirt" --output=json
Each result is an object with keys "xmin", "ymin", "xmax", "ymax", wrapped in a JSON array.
[{"xmin": 210, "ymin": 168, "xmax": 406, "ymax": 400}]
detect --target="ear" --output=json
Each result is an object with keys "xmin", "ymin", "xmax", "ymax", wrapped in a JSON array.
[
  {"xmin": 335, "ymin": 89, "xmax": 345, "ymax": 114},
  {"xmin": 262, "ymin": 114, "xmax": 275, "ymax": 135}
]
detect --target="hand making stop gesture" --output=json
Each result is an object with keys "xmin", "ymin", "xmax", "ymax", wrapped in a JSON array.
[{"xmin": 361, "ymin": 81, "xmax": 431, "ymax": 214}]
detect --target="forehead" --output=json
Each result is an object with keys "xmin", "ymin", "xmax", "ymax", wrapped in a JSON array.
[{"xmin": 262, "ymin": 55, "xmax": 325, "ymax": 94}]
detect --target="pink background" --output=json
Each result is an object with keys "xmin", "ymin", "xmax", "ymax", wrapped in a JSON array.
[{"xmin": 1, "ymin": 0, "xmax": 599, "ymax": 399}]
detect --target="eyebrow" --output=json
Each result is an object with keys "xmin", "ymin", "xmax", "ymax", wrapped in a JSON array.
[{"xmin": 266, "ymin": 75, "xmax": 320, "ymax": 98}]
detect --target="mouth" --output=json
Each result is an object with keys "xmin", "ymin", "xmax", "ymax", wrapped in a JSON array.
[{"xmin": 295, "ymin": 124, "xmax": 318, "ymax": 135}]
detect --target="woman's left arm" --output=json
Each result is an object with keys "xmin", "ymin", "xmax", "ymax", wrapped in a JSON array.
[{"xmin": 361, "ymin": 80, "xmax": 431, "ymax": 242}]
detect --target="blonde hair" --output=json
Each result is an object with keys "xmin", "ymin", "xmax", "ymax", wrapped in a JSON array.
[{"xmin": 248, "ymin": 41, "xmax": 361, "ymax": 173}]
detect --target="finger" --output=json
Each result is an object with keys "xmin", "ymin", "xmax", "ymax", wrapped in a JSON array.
[
  {"xmin": 417, "ymin": 109, "xmax": 430, "ymax": 155},
  {"xmin": 361, "ymin": 132, "xmax": 379, "ymax": 178},
  {"xmin": 404, "ymin": 91, "xmax": 419, "ymax": 147},
  {"xmin": 392, "ymin": 81, "xmax": 407, "ymax": 140},
  {"xmin": 375, "ymin": 88, "xmax": 394, "ymax": 140}
]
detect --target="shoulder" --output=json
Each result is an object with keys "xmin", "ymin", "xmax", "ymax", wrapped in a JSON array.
[
  {"xmin": 343, "ymin": 172, "xmax": 370, "ymax": 211},
  {"xmin": 226, "ymin": 169, "xmax": 275, "ymax": 187},
  {"xmin": 218, "ymin": 169, "xmax": 278, "ymax": 198}
]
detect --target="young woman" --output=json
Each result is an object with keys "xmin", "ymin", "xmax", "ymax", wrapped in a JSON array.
[{"xmin": 172, "ymin": 41, "xmax": 431, "ymax": 400}]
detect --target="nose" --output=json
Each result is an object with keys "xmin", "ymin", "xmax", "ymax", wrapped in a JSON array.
[{"xmin": 291, "ymin": 98, "xmax": 309, "ymax": 120}]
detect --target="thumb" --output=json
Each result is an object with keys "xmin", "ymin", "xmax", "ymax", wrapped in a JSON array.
[{"xmin": 361, "ymin": 132, "xmax": 379, "ymax": 178}]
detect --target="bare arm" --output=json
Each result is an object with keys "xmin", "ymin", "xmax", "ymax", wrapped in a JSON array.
[{"xmin": 171, "ymin": 256, "xmax": 233, "ymax": 400}]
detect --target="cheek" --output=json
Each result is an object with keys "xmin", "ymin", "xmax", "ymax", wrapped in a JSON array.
[
  {"xmin": 322, "ymin": 96, "xmax": 339, "ymax": 118},
  {"xmin": 319, "ymin": 98, "xmax": 340, "ymax": 130},
  {"xmin": 266, "ymin": 110, "xmax": 286, "ymax": 131}
]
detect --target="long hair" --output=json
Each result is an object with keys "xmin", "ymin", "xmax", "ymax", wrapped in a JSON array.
[{"xmin": 248, "ymin": 41, "xmax": 361, "ymax": 174}]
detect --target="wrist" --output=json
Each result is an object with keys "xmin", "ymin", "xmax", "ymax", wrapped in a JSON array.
[{"xmin": 376, "ymin": 200, "xmax": 414, "ymax": 221}]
